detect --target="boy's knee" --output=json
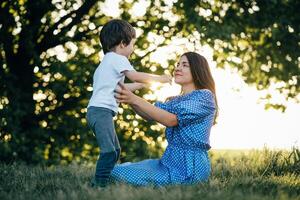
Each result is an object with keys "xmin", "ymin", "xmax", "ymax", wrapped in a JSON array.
[
  {"xmin": 115, "ymin": 149, "xmax": 121, "ymax": 162},
  {"xmin": 100, "ymin": 150, "xmax": 119, "ymax": 166}
]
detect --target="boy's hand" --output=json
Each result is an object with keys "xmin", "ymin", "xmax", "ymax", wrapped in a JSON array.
[{"xmin": 159, "ymin": 74, "xmax": 172, "ymax": 84}]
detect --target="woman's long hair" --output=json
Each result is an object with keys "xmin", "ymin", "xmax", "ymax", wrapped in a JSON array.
[{"xmin": 182, "ymin": 52, "xmax": 219, "ymax": 124}]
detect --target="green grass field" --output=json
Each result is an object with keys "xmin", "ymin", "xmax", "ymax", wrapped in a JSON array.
[{"xmin": 1, "ymin": 148, "xmax": 299, "ymax": 200}]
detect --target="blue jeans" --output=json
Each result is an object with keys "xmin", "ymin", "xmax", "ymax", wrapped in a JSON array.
[{"xmin": 87, "ymin": 106, "xmax": 121, "ymax": 184}]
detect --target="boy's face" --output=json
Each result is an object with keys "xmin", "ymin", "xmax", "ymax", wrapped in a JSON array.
[{"xmin": 121, "ymin": 38, "xmax": 136, "ymax": 58}]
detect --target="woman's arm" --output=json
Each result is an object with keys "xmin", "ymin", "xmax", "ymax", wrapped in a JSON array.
[
  {"xmin": 116, "ymin": 83, "xmax": 153, "ymax": 120},
  {"xmin": 115, "ymin": 83, "xmax": 178, "ymax": 127},
  {"xmin": 132, "ymin": 96, "xmax": 178, "ymax": 127},
  {"xmin": 131, "ymin": 104, "xmax": 154, "ymax": 121}
]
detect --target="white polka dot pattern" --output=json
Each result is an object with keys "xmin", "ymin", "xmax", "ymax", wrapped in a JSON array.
[{"xmin": 111, "ymin": 89, "xmax": 216, "ymax": 186}]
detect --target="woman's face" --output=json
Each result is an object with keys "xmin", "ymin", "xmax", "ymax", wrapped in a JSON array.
[{"xmin": 174, "ymin": 55, "xmax": 194, "ymax": 86}]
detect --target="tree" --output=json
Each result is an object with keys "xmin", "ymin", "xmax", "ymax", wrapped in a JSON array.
[
  {"xmin": 175, "ymin": 0, "xmax": 300, "ymax": 110},
  {"xmin": 0, "ymin": 0, "xmax": 175, "ymax": 164},
  {"xmin": 1, "ymin": 0, "xmax": 103, "ymax": 163},
  {"xmin": 0, "ymin": 0, "xmax": 299, "ymax": 164}
]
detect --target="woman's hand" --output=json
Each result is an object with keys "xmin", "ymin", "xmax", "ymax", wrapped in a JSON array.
[{"xmin": 114, "ymin": 83, "xmax": 138, "ymax": 104}]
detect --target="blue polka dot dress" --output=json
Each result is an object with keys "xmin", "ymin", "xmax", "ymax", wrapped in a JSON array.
[{"xmin": 111, "ymin": 89, "xmax": 216, "ymax": 186}]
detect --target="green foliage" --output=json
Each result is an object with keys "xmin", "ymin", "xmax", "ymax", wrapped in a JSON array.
[
  {"xmin": 210, "ymin": 147, "xmax": 300, "ymax": 179},
  {"xmin": 176, "ymin": 0, "xmax": 300, "ymax": 107},
  {"xmin": 0, "ymin": 0, "xmax": 179, "ymax": 164},
  {"xmin": 0, "ymin": 0, "xmax": 299, "ymax": 164},
  {"xmin": 0, "ymin": 149, "xmax": 299, "ymax": 200}
]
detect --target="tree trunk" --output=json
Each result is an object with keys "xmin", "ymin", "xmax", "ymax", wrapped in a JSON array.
[{"xmin": 5, "ymin": 25, "xmax": 43, "ymax": 163}]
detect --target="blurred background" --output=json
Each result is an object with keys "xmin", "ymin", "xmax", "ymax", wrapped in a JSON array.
[{"xmin": 0, "ymin": 0, "xmax": 299, "ymax": 165}]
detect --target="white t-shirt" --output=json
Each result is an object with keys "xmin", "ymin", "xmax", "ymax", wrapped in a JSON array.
[{"xmin": 87, "ymin": 52, "xmax": 135, "ymax": 113}]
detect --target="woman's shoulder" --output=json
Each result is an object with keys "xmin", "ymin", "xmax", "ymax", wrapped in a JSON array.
[
  {"xmin": 165, "ymin": 96, "xmax": 179, "ymax": 102},
  {"xmin": 179, "ymin": 90, "xmax": 215, "ymax": 108},
  {"xmin": 164, "ymin": 89, "xmax": 214, "ymax": 104},
  {"xmin": 185, "ymin": 89, "xmax": 214, "ymax": 100},
  {"xmin": 196, "ymin": 89, "xmax": 214, "ymax": 98}
]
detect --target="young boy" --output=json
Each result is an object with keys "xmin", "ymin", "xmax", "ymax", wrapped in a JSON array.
[{"xmin": 86, "ymin": 19, "xmax": 171, "ymax": 187}]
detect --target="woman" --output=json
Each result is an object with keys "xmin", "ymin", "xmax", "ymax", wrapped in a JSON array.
[{"xmin": 112, "ymin": 52, "xmax": 218, "ymax": 186}]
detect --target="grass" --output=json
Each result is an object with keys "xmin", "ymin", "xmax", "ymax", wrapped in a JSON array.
[{"xmin": 0, "ymin": 148, "xmax": 299, "ymax": 200}]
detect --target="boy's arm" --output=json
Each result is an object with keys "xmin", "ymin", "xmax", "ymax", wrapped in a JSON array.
[
  {"xmin": 123, "ymin": 83, "xmax": 146, "ymax": 92},
  {"xmin": 124, "ymin": 71, "xmax": 171, "ymax": 84}
]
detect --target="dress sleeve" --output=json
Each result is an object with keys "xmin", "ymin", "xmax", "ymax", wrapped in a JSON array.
[{"xmin": 174, "ymin": 90, "xmax": 216, "ymax": 127}]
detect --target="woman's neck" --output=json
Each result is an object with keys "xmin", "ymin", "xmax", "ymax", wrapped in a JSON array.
[{"xmin": 181, "ymin": 84, "xmax": 197, "ymax": 95}]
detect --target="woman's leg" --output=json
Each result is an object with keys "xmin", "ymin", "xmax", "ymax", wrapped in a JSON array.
[{"xmin": 111, "ymin": 159, "xmax": 171, "ymax": 187}]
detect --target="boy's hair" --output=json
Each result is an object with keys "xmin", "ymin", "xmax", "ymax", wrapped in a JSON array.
[{"xmin": 100, "ymin": 19, "xmax": 136, "ymax": 54}]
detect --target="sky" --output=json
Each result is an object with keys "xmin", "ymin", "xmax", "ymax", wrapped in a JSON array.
[
  {"xmin": 207, "ymin": 65, "xmax": 299, "ymax": 150},
  {"xmin": 98, "ymin": 0, "xmax": 300, "ymax": 150}
]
